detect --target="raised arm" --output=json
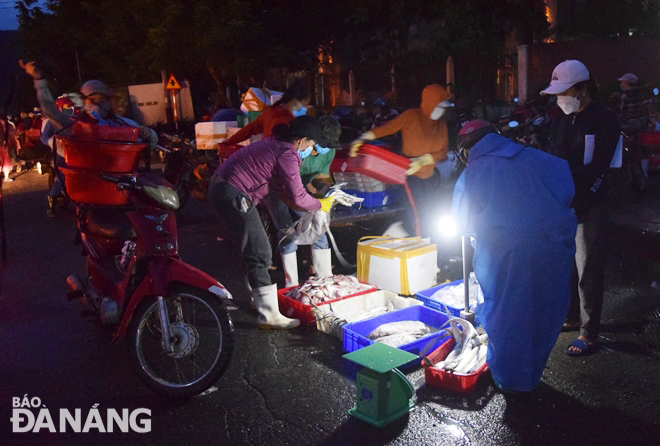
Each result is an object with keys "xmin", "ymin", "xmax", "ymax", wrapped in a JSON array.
[{"xmin": 19, "ymin": 60, "xmax": 72, "ymax": 130}]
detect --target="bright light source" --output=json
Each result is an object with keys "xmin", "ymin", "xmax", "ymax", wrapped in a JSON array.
[
  {"xmin": 654, "ymin": 88, "xmax": 659, "ymax": 96},
  {"xmin": 509, "ymin": 120, "xmax": 519, "ymax": 128},
  {"xmin": 439, "ymin": 215, "xmax": 458, "ymax": 237},
  {"xmin": 513, "ymin": 97, "xmax": 519, "ymax": 103}
]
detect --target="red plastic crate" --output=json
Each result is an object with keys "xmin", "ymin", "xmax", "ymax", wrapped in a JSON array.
[
  {"xmin": 217, "ymin": 143, "xmax": 243, "ymax": 160},
  {"xmin": 58, "ymin": 135, "xmax": 146, "ymax": 173},
  {"xmin": 277, "ymin": 285, "xmax": 378, "ymax": 327},
  {"xmin": 422, "ymin": 337, "xmax": 489, "ymax": 393},
  {"xmin": 638, "ymin": 132, "xmax": 660, "ymax": 148},
  {"xmin": 60, "ymin": 167, "xmax": 130, "ymax": 205},
  {"xmin": 330, "ymin": 144, "xmax": 409, "ymax": 185},
  {"xmin": 650, "ymin": 154, "xmax": 660, "ymax": 168}
]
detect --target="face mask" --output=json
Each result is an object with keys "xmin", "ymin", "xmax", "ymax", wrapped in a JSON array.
[
  {"xmin": 557, "ymin": 95, "xmax": 581, "ymax": 115},
  {"xmin": 430, "ymin": 106, "xmax": 446, "ymax": 120},
  {"xmin": 315, "ymin": 144, "xmax": 331, "ymax": 155},
  {"xmin": 297, "ymin": 140, "xmax": 313, "ymax": 159},
  {"xmin": 293, "ymin": 105, "xmax": 307, "ymax": 117}
]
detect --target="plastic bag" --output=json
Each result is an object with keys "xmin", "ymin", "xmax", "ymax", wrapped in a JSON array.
[{"xmin": 284, "ymin": 210, "xmax": 329, "ymax": 246}]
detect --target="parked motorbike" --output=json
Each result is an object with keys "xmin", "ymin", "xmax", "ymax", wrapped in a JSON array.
[
  {"xmin": 156, "ymin": 133, "xmax": 218, "ymax": 210},
  {"xmin": 66, "ymin": 171, "xmax": 234, "ymax": 397},
  {"xmin": 621, "ymin": 131, "xmax": 649, "ymax": 191},
  {"xmin": 498, "ymin": 99, "xmax": 555, "ymax": 150}
]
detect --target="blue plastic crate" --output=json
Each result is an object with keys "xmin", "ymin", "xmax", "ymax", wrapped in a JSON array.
[
  {"xmin": 416, "ymin": 280, "xmax": 464, "ymax": 317},
  {"xmin": 416, "ymin": 280, "xmax": 480, "ymax": 326},
  {"xmin": 344, "ymin": 189, "xmax": 391, "ymax": 208},
  {"xmin": 342, "ymin": 306, "xmax": 453, "ymax": 367}
]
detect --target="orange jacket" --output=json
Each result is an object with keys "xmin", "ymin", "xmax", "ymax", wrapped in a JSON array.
[
  {"xmin": 370, "ymin": 84, "xmax": 450, "ymax": 179},
  {"xmin": 224, "ymin": 105, "xmax": 293, "ymax": 145}
]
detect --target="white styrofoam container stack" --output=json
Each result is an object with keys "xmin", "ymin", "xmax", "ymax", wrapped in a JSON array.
[{"xmin": 195, "ymin": 121, "xmax": 237, "ymax": 150}]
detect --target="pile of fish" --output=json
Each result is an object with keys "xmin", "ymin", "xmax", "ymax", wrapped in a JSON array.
[
  {"xmin": 286, "ymin": 275, "xmax": 375, "ymax": 305},
  {"xmin": 367, "ymin": 320, "xmax": 436, "ymax": 348},
  {"xmin": 326, "ymin": 183, "xmax": 365, "ymax": 207},
  {"xmin": 429, "ymin": 272, "xmax": 484, "ymax": 311},
  {"xmin": 430, "ymin": 317, "xmax": 488, "ymax": 375}
]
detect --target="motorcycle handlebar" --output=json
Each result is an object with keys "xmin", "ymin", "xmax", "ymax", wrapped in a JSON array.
[
  {"xmin": 100, "ymin": 173, "xmax": 120, "ymax": 183},
  {"xmin": 100, "ymin": 173, "xmax": 137, "ymax": 190}
]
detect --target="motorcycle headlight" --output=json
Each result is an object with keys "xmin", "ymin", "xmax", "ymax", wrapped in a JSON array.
[{"xmin": 143, "ymin": 184, "xmax": 180, "ymax": 210}]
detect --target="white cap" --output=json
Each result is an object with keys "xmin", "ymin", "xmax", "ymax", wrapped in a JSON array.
[
  {"xmin": 80, "ymin": 80, "xmax": 111, "ymax": 98},
  {"xmin": 540, "ymin": 60, "xmax": 590, "ymax": 95},
  {"xmin": 618, "ymin": 73, "xmax": 638, "ymax": 84}
]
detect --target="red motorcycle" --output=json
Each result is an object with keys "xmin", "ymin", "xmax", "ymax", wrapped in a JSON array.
[{"xmin": 59, "ymin": 125, "xmax": 234, "ymax": 398}]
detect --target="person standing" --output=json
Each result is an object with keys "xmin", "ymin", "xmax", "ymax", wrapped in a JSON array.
[
  {"xmin": 350, "ymin": 84, "xmax": 454, "ymax": 239},
  {"xmin": 219, "ymin": 77, "xmax": 310, "ymax": 148},
  {"xmin": 617, "ymin": 73, "xmax": 648, "ymax": 133},
  {"xmin": 1, "ymin": 118, "xmax": 18, "ymax": 182},
  {"xmin": 452, "ymin": 120, "xmax": 577, "ymax": 392},
  {"xmin": 542, "ymin": 60, "xmax": 621, "ymax": 356}
]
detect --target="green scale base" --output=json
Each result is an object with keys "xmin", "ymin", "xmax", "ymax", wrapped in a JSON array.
[{"xmin": 343, "ymin": 343, "xmax": 418, "ymax": 427}]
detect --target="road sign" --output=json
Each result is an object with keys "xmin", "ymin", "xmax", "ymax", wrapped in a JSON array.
[{"xmin": 165, "ymin": 74, "xmax": 181, "ymax": 90}]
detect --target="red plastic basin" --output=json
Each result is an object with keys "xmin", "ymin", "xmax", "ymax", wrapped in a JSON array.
[
  {"xmin": 60, "ymin": 167, "xmax": 130, "ymax": 205},
  {"xmin": 422, "ymin": 337, "xmax": 489, "ymax": 393},
  {"xmin": 58, "ymin": 135, "xmax": 146, "ymax": 173},
  {"xmin": 330, "ymin": 144, "xmax": 409, "ymax": 185},
  {"xmin": 72, "ymin": 122, "xmax": 140, "ymax": 142}
]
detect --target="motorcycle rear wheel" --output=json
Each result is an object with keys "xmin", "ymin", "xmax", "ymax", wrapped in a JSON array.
[{"xmin": 127, "ymin": 286, "xmax": 234, "ymax": 398}]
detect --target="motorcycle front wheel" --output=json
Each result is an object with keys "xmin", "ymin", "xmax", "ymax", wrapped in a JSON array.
[{"xmin": 127, "ymin": 286, "xmax": 234, "ymax": 398}]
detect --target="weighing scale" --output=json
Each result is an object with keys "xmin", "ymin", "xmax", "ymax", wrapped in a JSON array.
[{"xmin": 342, "ymin": 343, "xmax": 417, "ymax": 427}]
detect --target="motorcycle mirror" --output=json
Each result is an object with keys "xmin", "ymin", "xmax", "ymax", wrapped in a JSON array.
[{"xmin": 508, "ymin": 121, "xmax": 519, "ymax": 128}]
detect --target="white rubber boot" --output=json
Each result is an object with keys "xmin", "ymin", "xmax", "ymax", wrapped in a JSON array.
[
  {"xmin": 312, "ymin": 248, "xmax": 333, "ymax": 278},
  {"xmin": 281, "ymin": 252, "xmax": 299, "ymax": 288},
  {"xmin": 252, "ymin": 284, "xmax": 300, "ymax": 329}
]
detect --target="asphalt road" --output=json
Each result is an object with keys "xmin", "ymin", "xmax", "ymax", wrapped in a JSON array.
[{"xmin": 1, "ymin": 170, "xmax": 660, "ymax": 446}]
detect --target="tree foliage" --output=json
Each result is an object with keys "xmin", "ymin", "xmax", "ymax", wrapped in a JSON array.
[
  {"xmin": 554, "ymin": 0, "xmax": 660, "ymax": 39},
  {"xmin": 16, "ymin": 0, "xmax": 659, "ymax": 109}
]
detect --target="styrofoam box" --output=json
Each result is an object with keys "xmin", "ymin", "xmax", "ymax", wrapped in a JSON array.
[
  {"xmin": 357, "ymin": 237, "xmax": 438, "ymax": 295},
  {"xmin": 195, "ymin": 121, "xmax": 237, "ymax": 150},
  {"xmin": 226, "ymin": 127, "xmax": 249, "ymax": 147},
  {"xmin": 312, "ymin": 289, "xmax": 422, "ymax": 338},
  {"xmin": 223, "ymin": 127, "xmax": 263, "ymax": 149}
]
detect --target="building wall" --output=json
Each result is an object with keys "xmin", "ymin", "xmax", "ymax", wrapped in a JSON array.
[{"xmin": 519, "ymin": 36, "xmax": 660, "ymax": 101}]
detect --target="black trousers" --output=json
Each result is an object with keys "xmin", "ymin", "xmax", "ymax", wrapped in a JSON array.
[
  {"xmin": 208, "ymin": 180, "xmax": 272, "ymax": 289},
  {"xmin": 566, "ymin": 204, "xmax": 609, "ymax": 340}
]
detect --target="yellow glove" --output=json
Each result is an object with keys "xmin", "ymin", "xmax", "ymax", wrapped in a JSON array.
[
  {"xmin": 318, "ymin": 196, "xmax": 336, "ymax": 212},
  {"xmin": 349, "ymin": 131, "xmax": 375, "ymax": 157},
  {"xmin": 406, "ymin": 153, "xmax": 435, "ymax": 176}
]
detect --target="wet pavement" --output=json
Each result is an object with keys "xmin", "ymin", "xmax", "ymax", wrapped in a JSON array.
[{"xmin": 1, "ymin": 168, "xmax": 660, "ymax": 445}]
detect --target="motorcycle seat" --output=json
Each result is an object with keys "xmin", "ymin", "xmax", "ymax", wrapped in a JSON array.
[{"xmin": 85, "ymin": 208, "xmax": 136, "ymax": 240}]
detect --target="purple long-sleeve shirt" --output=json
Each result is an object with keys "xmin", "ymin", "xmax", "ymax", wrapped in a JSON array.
[{"xmin": 215, "ymin": 137, "xmax": 321, "ymax": 211}]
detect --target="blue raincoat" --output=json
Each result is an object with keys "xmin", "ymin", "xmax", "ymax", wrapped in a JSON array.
[{"xmin": 451, "ymin": 133, "xmax": 577, "ymax": 392}]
